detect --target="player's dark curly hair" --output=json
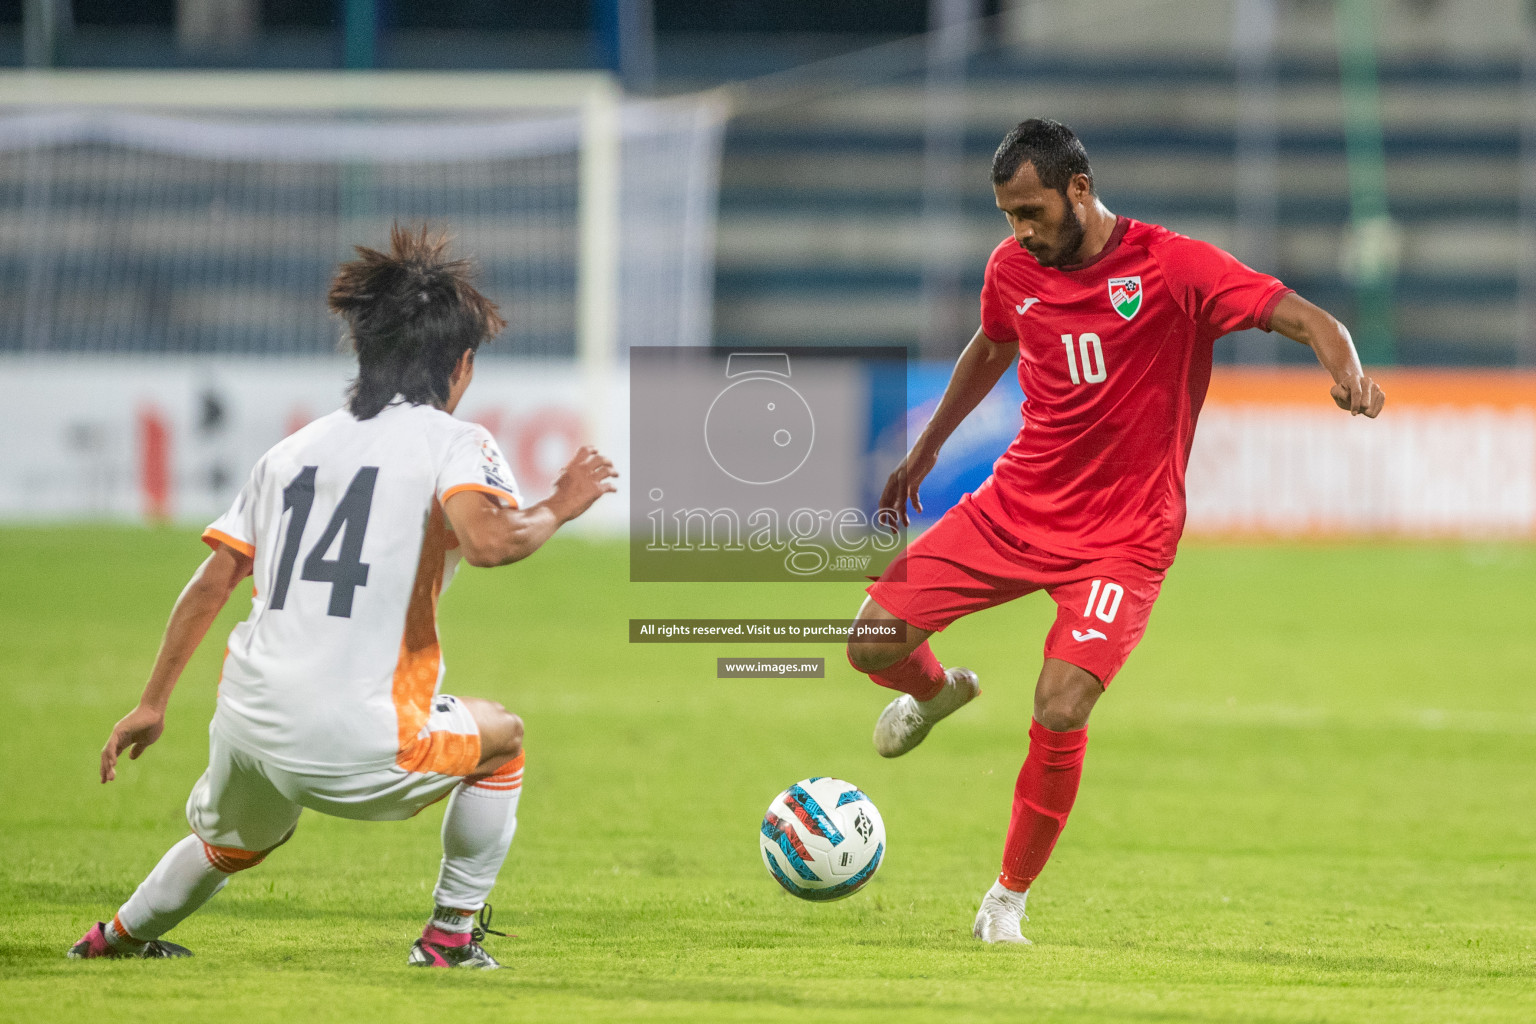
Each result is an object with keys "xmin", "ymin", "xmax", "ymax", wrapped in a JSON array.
[
  {"xmin": 991, "ymin": 118, "xmax": 1095, "ymax": 194},
  {"xmin": 328, "ymin": 224, "xmax": 507, "ymax": 420}
]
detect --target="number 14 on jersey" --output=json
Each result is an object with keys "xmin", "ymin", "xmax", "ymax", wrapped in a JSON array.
[{"xmin": 1061, "ymin": 333, "xmax": 1107, "ymax": 385}]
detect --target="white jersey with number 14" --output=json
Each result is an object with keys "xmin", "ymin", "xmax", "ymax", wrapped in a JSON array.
[{"xmin": 202, "ymin": 400, "xmax": 521, "ymax": 778}]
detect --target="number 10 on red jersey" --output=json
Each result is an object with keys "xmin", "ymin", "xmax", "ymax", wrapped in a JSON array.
[{"xmin": 1060, "ymin": 333, "xmax": 1107, "ymax": 385}]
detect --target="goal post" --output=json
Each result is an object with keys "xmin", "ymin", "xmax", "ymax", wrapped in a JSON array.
[
  {"xmin": 0, "ymin": 70, "xmax": 721, "ymax": 376},
  {"xmin": 574, "ymin": 74, "xmax": 621, "ymax": 389},
  {"xmin": 0, "ymin": 70, "xmax": 633, "ymax": 376},
  {"xmin": 0, "ymin": 69, "xmax": 620, "ymax": 110}
]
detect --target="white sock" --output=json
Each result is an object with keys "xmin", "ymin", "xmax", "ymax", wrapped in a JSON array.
[
  {"xmin": 102, "ymin": 917, "xmax": 144, "ymax": 949},
  {"xmin": 115, "ymin": 835, "xmax": 231, "ymax": 942},
  {"xmin": 986, "ymin": 880, "xmax": 1030, "ymax": 912},
  {"xmin": 431, "ymin": 771, "xmax": 521, "ymax": 924},
  {"xmin": 428, "ymin": 903, "xmax": 478, "ymax": 934}
]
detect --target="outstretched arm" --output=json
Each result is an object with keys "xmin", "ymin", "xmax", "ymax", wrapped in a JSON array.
[
  {"xmin": 101, "ymin": 543, "xmax": 251, "ymax": 783},
  {"xmin": 879, "ymin": 327, "xmax": 1017, "ymax": 527},
  {"xmin": 446, "ymin": 445, "xmax": 617, "ymax": 568},
  {"xmin": 1267, "ymin": 293, "xmax": 1385, "ymax": 417}
]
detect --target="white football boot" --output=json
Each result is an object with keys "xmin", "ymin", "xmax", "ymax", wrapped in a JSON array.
[
  {"xmin": 872, "ymin": 666, "xmax": 980, "ymax": 758},
  {"xmin": 972, "ymin": 881, "xmax": 1032, "ymax": 944}
]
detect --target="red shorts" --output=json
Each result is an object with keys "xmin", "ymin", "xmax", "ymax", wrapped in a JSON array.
[{"xmin": 867, "ymin": 499, "xmax": 1166, "ymax": 686}]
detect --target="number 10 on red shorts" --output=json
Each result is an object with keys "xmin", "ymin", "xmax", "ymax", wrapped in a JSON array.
[{"xmin": 866, "ymin": 501, "xmax": 1166, "ymax": 686}]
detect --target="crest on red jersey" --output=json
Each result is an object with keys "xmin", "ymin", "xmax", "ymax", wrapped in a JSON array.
[{"xmin": 1108, "ymin": 276, "xmax": 1142, "ymax": 320}]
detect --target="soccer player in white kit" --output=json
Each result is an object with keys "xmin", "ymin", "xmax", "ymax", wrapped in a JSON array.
[{"xmin": 68, "ymin": 227, "xmax": 616, "ymax": 969}]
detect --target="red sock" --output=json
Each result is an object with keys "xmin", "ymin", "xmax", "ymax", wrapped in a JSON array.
[
  {"xmin": 998, "ymin": 719, "xmax": 1089, "ymax": 892},
  {"xmin": 854, "ymin": 641, "xmax": 945, "ymax": 701}
]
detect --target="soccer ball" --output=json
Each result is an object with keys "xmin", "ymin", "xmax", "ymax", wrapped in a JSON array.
[{"xmin": 759, "ymin": 777, "xmax": 885, "ymax": 901}]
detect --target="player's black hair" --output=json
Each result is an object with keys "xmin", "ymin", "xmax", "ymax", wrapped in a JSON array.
[
  {"xmin": 328, "ymin": 224, "xmax": 507, "ymax": 421},
  {"xmin": 990, "ymin": 118, "xmax": 1095, "ymax": 194}
]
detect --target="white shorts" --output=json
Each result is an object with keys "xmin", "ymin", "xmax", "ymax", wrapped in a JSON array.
[{"xmin": 187, "ymin": 694, "xmax": 481, "ymax": 853}]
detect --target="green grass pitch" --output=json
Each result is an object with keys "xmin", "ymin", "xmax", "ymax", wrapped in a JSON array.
[{"xmin": 1, "ymin": 527, "xmax": 1533, "ymax": 1023}]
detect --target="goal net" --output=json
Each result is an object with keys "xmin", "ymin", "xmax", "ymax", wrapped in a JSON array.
[{"xmin": 0, "ymin": 72, "xmax": 726, "ymax": 364}]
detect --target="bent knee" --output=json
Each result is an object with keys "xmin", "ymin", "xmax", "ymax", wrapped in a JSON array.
[
  {"xmin": 1033, "ymin": 701, "xmax": 1090, "ymax": 732},
  {"xmin": 847, "ymin": 640, "xmax": 906, "ymax": 675},
  {"xmin": 488, "ymin": 710, "xmax": 523, "ymax": 760},
  {"xmin": 1033, "ymin": 668, "xmax": 1102, "ymax": 731}
]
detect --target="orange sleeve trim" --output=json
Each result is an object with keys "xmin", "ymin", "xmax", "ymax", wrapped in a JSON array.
[
  {"xmin": 202, "ymin": 528, "xmax": 255, "ymax": 558},
  {"xmin": 442, "ymin": 483, "xmax": 520, "ymax": 509}
]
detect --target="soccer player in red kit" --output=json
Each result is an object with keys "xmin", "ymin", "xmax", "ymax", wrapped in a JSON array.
[{"xmin": 845, "ymin": 119, "xmax": 1385, "ymax": 943}]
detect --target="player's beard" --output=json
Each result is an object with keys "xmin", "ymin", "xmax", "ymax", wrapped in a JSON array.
[{"xmin": 1023, "ymin": 195, "xmax": 1086, "ymax": 269}]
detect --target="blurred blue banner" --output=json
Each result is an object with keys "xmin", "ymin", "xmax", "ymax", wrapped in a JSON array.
[{"xmin": 872, "ymin": 361, "xmax": 1023, "ymax": 526}]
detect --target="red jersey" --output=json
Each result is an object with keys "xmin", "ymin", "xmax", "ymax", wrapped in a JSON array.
[{"xmin": 972, "ymin": 215, "xmax": 1291, "ymax": 569}]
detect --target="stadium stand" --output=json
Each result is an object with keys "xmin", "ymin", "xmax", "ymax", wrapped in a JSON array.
[
  {"xmin": 2, "ymin": 0, "xmax": 1531, "ymax": 366},
  {"xmin": 714, "ymin": 49, "xmax": 1528, "ymax": 364}
]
